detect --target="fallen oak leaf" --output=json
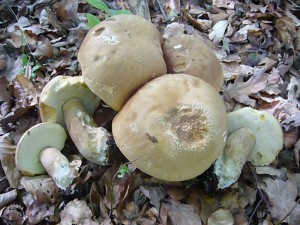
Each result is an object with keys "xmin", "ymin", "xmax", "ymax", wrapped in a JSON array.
[
  {"xmin": 261, "ymin": 178, "xmax": 300, "ymax": 225},
  {"xmin": 224, "ymin": 67, "xmax": 267, "ymax": 106},
  {"xmin": 161, "ymin": 199, "xmax": 202, "ymax": 225}
]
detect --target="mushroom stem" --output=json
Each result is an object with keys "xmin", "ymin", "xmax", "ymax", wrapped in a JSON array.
[
  {"xmin": 39, "ymin": 147, "xmax": 73, "ymax": 190},
  {"xmin": 62, "ymin": 98, "xmax": 111, "ymax": 165}
]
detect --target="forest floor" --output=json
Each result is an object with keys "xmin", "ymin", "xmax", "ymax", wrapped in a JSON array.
[{"xmin": 1, "ymin": 0, "xmax": 300, "ymax": 224}]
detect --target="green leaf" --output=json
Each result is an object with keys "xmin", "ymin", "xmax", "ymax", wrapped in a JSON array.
[
  {"xmin": 87, "ymin": 0, "xmax": 109, "ymax": 11},
  {"xmin": 22, "ymin": 54, "xmax": 28, "ymax": 66},
  {"xmin": 87, "ymin": 13, "xmax": 101, "ymax": 28},
  {"xmin": 117, "ymin": 164, "xmax": 131, "ymax": 178},
  {"xmin": 108, "ymin": 9, "xmax": 132, "ymax": 16},
  {"xmin": 32, "ymin": 64, "xmax": 40, "ymax": 73}
]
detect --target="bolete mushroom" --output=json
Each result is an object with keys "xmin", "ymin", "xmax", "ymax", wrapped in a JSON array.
[
  {"xmin": 78, "ymin": 14, "xmax": 167, "ymax": 111},
  {"xmin": 112, "ymin": 74, "xmax": 228, "ymax": 181},
  {"xmin": 228, "ymin": 107, "xmax": 283, "ymax": 166},
  {"xmin": 162, "ymin": 32, "xmax": 224, "ymax": 91},
  {"xmin": 39, "ymin": 76, "xmax": 112, "ymax": 165},
  {"xmin": 15, "ymin": 123, "xmax": 74, "ymax": 189},
  {"xmin": 214, "ymin": 127, "xmax": 255, "ymax": 189}
]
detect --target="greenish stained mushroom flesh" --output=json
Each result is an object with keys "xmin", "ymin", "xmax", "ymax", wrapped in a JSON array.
[
  {"xmin": 214, "ymin": 127, "xmax": 255, "ymax": 189},
  {"xmin": 228, "ymin": 107, "xmax": 283, "ymax": 166}
]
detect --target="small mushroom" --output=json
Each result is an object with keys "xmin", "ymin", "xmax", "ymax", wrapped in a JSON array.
[
  {"xmin": 112, "ymin": 74, "xmax": 228, "ymax": 181},
  {"xmin": 214, "ymin": 127, "xmax": 255, "ymax": 189},
  {"xmin": 162, "ymin": 33, "xmax": 224, "ymax": 91},
  {"xmin": 78, "ymin": 14, "xmax": 167, "ymax": 111},
  {"xmin": 15, "ymin": 123, "xmax": 73, "ymax": 189},
  {"xmin": 228, "ymin": 107, "xmax": 284, "ymax": 166},
  {"xmin": 40, "ymin": 76, "xmax": 112, "ymax": 165}
]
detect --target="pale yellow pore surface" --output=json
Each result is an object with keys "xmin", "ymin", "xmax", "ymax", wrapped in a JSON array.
[
  {"xmin": 112, "ymin": 74, "xmax": 228, "ymax": 181},
  {"xmin": 78, "ymin": 14, "xmax": 167, "ymax": 111},
  {"xmin": 163, "ymin": 34, "xmax": 224, "ymax": 91}
]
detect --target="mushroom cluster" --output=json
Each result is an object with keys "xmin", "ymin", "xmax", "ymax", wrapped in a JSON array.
[
  {"xmin": 76, "ymin": 14, "xmax": 228, "ymax": 181},
  {"xmin": 15, "ymin": 14, "xmax": 284, "ymax": 187}
]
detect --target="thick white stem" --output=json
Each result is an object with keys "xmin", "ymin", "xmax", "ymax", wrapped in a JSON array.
[
  {"xmin": 62, "ymin": 98, "xmax": 111, "ymax": 165},
  {"xmin": 39, "ymin": 147, "xmax": 73, "ymax": 190}
]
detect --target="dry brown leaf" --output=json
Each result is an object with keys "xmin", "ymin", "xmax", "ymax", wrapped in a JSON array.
[
  {"xmin": 162, "ymin": 200, "xmax": 202, "ymax": 225},
  {"xmin": 275, "ymin": 16, "xmax": 296, "ymax": 49},
  {"xmin": 262, "ymin": 178, "xmax": 300, "ymax": 225},
  {"xmin": 20, "ymin": 175, "xmax": 59, "ymax": 204},
  {"xmin": 224, "ymin": 67, "xmax": 268, "ymax": 106},
  {"xmin": 26, "ymin": 202, "xmax": 55, "ymax": 225},
  {"xmin": 0, "ymin": 77, "xmax": 10, "ymax": 102},
  {"xmin": 58, "ymin": 199, "xmax": 95, "ymax": 225},
  {"xmin": 139, "ymin": 185, "xmax": 167, "ymax": 210},
  {"xmin": 0, "ymin": 56, "xmax": 23, "ymax": 81},
  {"xmin": 0, "ymin": 136, "xmax": 21, "ymax": 188},
  {"xmin": 208, "ymin": 208, "xmax": 233, "ymax": 225},
  {"xmin": 213, "ymin": 0, "xmax": 235, "ymax": 9},
  {"xmin": 1, "ymin": 204, "xmax": 25, "ymax": 224},
  {"xmin": 12, "ymin": 75, "xmax": 38, "ymax": 108}
]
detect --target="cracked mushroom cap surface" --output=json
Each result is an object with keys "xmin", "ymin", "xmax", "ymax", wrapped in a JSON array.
[
  {"xmin": 78, "ymin": 14, "xmax": 167, "ymax": 111},
  {"xmin": 112, "ymin": 74, "xmax": 228, "ymax": 181},
  {"xmin": 39, "ymin": 76, "xmax": 100, "ymax": 128},
  {"xmin": 163, "ymin": 33, "xmax": 224, "ymax": 91},
  {"xmin": 16, "ymin": 123, "xmax": 67, "ymax": 175}
]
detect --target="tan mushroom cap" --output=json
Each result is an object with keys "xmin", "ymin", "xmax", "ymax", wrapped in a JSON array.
[
  {"xmin": 78, "ymin": 14, "xmax": 167, "ymax": 111},
  {"xmin": 163, "ymin": 33, "xmax": 224, "ymax": 91},
  {"xmin": 112, "ymin": 74, "xmax": 228, "ymax": 181}
]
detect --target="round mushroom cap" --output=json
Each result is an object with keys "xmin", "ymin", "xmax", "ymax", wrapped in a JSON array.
[
  {"xmin": 78, "ymin": 14, "xmax": 167, "ymax": 111},
  {"xmin": 228, "ymin": 107, "xmax": 284, "ymax": 166},
  {"xmin": 40, "ymin": 76, "xmax": 100, "ymax": 128},
  {"xmin": 112, "ymin": 74, "xmax": 228, "ymax": 181},
  {"xmin": 16, "ymin": 123, "xmax": 67, "ymax": 175},
  {"xmin": 162, "ymin": 33, "xmax": 224, "ymax": 91}
]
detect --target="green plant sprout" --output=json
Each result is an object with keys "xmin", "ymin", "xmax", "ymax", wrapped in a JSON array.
[
  {"xmin": 86, "ymin": 0, "xmax": 132, "ymax": 28},
  {"xmin": 117, "ymin": 164, "xmax": 131, "ymax": 178}
]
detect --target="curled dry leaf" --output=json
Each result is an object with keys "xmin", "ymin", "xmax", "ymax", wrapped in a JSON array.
[
  {"xmin": 0, "ymin": 136, "xmax": 21, "ymax": 188},
  {"xmin": 58, "ymin": 199, "xmax": 96, "ymax": 225},
  {"xmin": 0, "ymin": 189, "xmax": 18, "ymax": 208},
  {"xmin": 1, "ymin": 204, "xmax": 25, "ymax": 224},
  {"xmin": 207, "ymin": 208, "xmax": 233, "ymax": 225},
  {"xmin": 26, "ymin": 202, "xmax": 55, "ymax": 225},
  {"xmin": 209, "ymin": 20, "xmax": 229, "ymax": 43}
]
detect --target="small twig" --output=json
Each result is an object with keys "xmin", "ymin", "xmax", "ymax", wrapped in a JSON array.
[
  {"xmin": 247, "ymin": 163, "xmax": 271, "ymax": 225},
  {"xmin": 275, "ymin": 199, "xmax": 300, "ymax": 225},
  {"xmin": 248, "ymin": 197, "xmax": 263, "ymax": 225},
  {"xmin": 28, "ymin": 0, "xmax": 57, "ymax": 13}
]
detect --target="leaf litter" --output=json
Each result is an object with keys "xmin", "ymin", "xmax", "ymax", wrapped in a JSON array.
[{"xmin": 1, "ymin": 0, "xmax": 300, "ymax": 224}]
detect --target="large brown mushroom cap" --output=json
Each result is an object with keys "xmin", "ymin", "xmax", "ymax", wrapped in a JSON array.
[
  {"xmin": 163, "ymin": 33, "xmax": 224, "ymax": 91},
  {"xmin": 78, "ymin": 14, "xmax": 167, "ymax": 111},
  {"xmin": 112, "ymin": 74, "xmax": 228, "ymax": 181}
]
